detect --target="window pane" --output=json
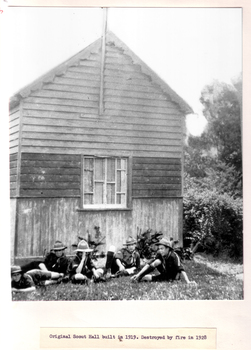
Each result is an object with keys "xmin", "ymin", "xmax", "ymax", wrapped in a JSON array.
[
  {"xmin": 107, "ymin": 184, "xmax": 115, "ymax": 204},
  {"xmin": 84, "ymin": 174, "xmax": 93, "ymax": 192},
  {"xmin": 95, "ymin": 158, "xmax": 105, "ymax": 180},
  {"xmin": 120, "ymin": 170, "xmax": 127, "ymax": 192},
  {"xmin": 84, "ymin": 194, "xmax": 93, "ymax": 205},
  {"xmin": 117, "ymin": 194, "xmax": 126, "ymax": 205},
  {"xmin": 107, "ymin": 158, "xmax": 115, "ymax": 182},
  {"xmin": 85, "ymin": 158, "xmax": 94, "ymax": 170},
  {"xmin": 94, "ymin": 182, "xmax": 104, "ymax": 204},
  {"xmin": 117, "ymin": 171, "xmax": 121, "ymax": 192},
  {"xmin": 121, "ymin": 158, "xmax": 127, "ymax": 170},
  {"xmin": 117, "ymin": 170, "xmax": 126, "ymax": 193},
  {"xmin": 84, "ymin": 158, "xmax": 93, "ymax": 192}
]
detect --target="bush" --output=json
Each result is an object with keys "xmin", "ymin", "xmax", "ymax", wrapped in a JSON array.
[{"xmin": 183, "ymin": 188, "xmax": 243, "ymax": 260}]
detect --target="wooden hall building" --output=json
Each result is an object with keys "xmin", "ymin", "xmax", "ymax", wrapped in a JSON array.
[{"xmin": 9, "ymin": 31, "xmax": 193, "ymax": 262}]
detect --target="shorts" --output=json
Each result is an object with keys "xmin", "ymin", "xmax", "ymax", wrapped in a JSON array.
[{"xmin": 27, "ymin": 270, "xmax": 51, "ymax": 285}]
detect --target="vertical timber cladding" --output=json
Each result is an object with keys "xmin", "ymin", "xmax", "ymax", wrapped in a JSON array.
[
  {"xmin": 77, "ymin": 210, "xmax": 133, "ymax": 255},
  {"xmin": 132, "ymin": 157, "xmax": 183, "ymax": 241},
  {"xmin": 132, "ymin": 198, "xmax": 183, "ymax": 242},
  {"xmin": 15, "ymin": 198, "xmax": 80, "ymax": 258},
  {"xmin": 16, "ymin": 153, "xmax": 82, "ymax": 257},
  {"xmin": 10, "ymin": 199, "xmax": 17, "ymax": 262}
]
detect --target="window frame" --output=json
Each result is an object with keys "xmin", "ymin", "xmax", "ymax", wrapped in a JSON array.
[{"xmin": 81, "ymin": 155, "xmax": 132, "ymax": 210}]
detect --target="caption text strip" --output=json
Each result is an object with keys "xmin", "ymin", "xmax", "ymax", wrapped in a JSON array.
[{"xmin": 40, "ymin": 327, "xmax": 216, "ymax": 349}]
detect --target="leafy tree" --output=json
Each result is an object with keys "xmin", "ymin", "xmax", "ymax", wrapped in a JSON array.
[
  {"xmin": 184, "ymin": 162, "xmax": 242, "ymax": 198},
  {"xmin": 199, "ymin": 79, "xmax": 242, "ymax": 173},
  {"xmin": 184, "ymin": 77, "xmax": 242, "ymax": 197},
  {"xmin": 183, "ymin": 77, "xmax": 243, "ymax": 259},
  {"xmin": 184, "ymin": 134, "xmax": 216, "ymax": 178}
]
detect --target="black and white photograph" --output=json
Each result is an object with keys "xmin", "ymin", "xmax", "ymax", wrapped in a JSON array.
[
  {"xmin": 6, "ymin": 6, "xmax": 243, "ymax": 302},
  {"xmin": 2, "ymin": 2, "xmax": 251, "ymax": 350}
]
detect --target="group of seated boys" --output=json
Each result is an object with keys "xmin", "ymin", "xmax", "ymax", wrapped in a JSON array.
[{"xmin": 11, "ymin": 236, "xmax": 197, "ymax": 293}]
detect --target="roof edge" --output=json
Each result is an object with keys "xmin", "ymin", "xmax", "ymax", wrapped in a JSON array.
[
  {"xmin": 9, "ymin": 36, "xmax": 102, "ymax": 110},
  {"xmin": 10, "ymin": 31, "xmax": 193, "ymax": 115}
]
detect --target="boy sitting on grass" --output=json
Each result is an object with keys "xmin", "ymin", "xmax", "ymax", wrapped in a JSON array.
[
  {"xmin": 104, "ymin": 236, "xmax": 140, "ymax": 278},
  {"xmin": 131, "ymin": 238, "xmax": 197, "ymax": 285},
  {"xmin": 67, "ymin": 240, "xmax": 104, "ymax": 283}
]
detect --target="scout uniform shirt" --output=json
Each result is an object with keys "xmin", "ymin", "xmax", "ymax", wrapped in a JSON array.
[
  {"xmin": 44, "ymin": 251, "xmax": 69, "ymax": 274},
  {"xmin": 151, "ymin": 251, "xmax": 184, "ymax": 281},
  {"xmin": 115, "ymin": 248, "xmax": 140, "ymax": 269},
  {"xmin": 67, "ymin": 254, "xmax": 96, "ymax": 279}
]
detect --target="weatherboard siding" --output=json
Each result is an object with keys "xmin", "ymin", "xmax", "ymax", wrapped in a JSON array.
[
  {"xmin": 9, "ymin": 108, "xmax": 20, "ymax": 155},
  {"xmin": 10, "ymin": 153, "xmax": 19, "ymax": 197},
  {"xmin": 19, "ymin": 153, "xmax": 81, "ymax": 198},
  {"xmin": 132, "ymin": 157, "xmax": 182, "ymax": 198},
  {"xmin": 18, "ymin": 153, "xmax": 181, "ymax": 198},
  {"xmin": 19, "ymin": 42, "xmax": 183, "ymax": 158}
]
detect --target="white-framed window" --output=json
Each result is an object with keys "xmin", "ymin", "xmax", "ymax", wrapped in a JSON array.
[{"xmin": 82, "ymin": 156, "xmax": 128, "ymax": 209}]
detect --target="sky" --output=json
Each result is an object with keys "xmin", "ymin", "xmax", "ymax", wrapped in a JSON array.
[{"xmin": 4, "ymin": 6, "xmax": 242, "ymax": 136}]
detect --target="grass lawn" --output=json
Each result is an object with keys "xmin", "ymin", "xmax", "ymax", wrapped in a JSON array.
[{"xmin": 12, "ymin": 254, "xmax": 243, "ymax": 301}]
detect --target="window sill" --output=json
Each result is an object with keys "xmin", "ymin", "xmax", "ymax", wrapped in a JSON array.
[{"xmin": 76, "ymin": 208, "xmax": 132, "ymax": 212}]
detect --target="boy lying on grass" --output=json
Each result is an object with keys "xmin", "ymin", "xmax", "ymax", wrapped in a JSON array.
[
  {"xmin": 20, "ymin": 241, "xmax": 69, "ymax": 285},
  {"xmin": 11, "ymin": 266, "xmax": 36, "ymax": 293},
  {"xmin": 11, "ymin": 264, "xmax": 65, "ymax": 290},
  {"xmin": 104, "ymin": 236, "xmax": 141, "ymax": 278},
  {"xmin": 66, "ymin": 240, "xmax": 104, "ymax": 283},
  {"xmin": 131, "ymin": 238, "xmax": 197, "ymax": 285}
]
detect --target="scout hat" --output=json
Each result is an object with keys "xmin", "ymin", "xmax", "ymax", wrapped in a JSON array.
[
  {"xmin": 75, "ymin": 240, "xmax": 93, "ymax": 252},
  {"xmin": 52, "ymin": 240, "xmax": 67, "ymax": 251},
  {"xmin": 123, "ymin": 236, "xmax": 137, "ymax": 246},
  {"xmin": 11, "ymin": 266, "xmax": 22, "ymax": 275},
  {"xmin": 155, "ymin": 238, "xmax": 173, "ymax": 249}
]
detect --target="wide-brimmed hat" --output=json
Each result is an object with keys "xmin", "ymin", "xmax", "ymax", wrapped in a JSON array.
[
  {"xmin": 11, "ymin": 266, "xmax": 22, "ymax": 275},
  {"xmin": 52, "ymin": 241, "xmax": 67, "ymax": 251},
  {"xmin": 155, "ymin": 238, "xmax": 173, "ymax": 249},
  {"xmin": 75, "ymin": 240, "xmax": 93, "ymax": 252},
  {"xmin": 123, "ymin": 236, "xmax": 137, "ymax": 246}
]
